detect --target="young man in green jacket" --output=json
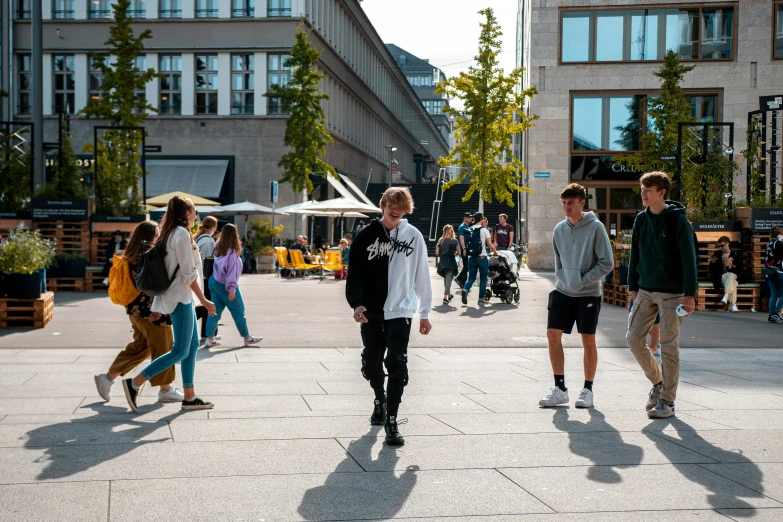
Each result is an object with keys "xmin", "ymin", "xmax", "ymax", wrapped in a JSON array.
[{"xmin": 627, "ymin": 172, "xmax": 697, "ymax": 419}]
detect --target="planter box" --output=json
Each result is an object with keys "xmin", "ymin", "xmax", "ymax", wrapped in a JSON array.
[
  {"xmin": 2, "ymin": 272, "xmax": 44, "ymax": 299},
  {"xmin": 257, "ymin": 255, "xmax": 276, "ymax": 273},
  {"xmin": 0, "ymin": 291, "xmax": 54, "ymax": 328},
  {"xmin": 58, "ymin": 259, "xmax": 87, "ymax": 278}
]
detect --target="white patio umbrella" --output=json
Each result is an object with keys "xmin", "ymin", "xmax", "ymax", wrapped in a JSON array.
[
  {"xmin": 298, "ymin": 198, "xmax": 381, "ymax": 236},
  {"xmin": 208, "ymin": 201, "xmax": 285, "ymax": 235}
]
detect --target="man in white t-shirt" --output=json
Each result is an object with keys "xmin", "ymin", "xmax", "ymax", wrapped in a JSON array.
[{"xmin": 462, "ymin": 212, "xmax": 498, "ymax": 306}]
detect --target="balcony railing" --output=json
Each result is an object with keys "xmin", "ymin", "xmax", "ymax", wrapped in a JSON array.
[
  {"xmin": 232, "ymin": 8, "xmax": 255, "ymax": 17},
  {"xmin": 126, "ymin": 9, "xmax": 146, "ymax": 18},
  {"xmin": 231, "ymin": 104, "xmax": 255, "ymax": 114},
  {"xmin": 195, "ymin": 104, "xmax": 218, "ymax": 115},
  {"xmin": 53, "ymin": 10, "xmax": 75, "ymax": 19},
  {"xmin": 268, "ymin": 8, "xmax": 291, "ymax": 17},
  {"xmin": 159, "ymin": 9, "xmax": 182, "ymax": 18},
  {"xmin": 196, "ymin": 8, "xmax": 219, "ymax": 17}
]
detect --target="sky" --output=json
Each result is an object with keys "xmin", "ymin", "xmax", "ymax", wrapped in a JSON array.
[{"xmin": 359, "ymin": 0, "xmax": 519, "ymax": 109}]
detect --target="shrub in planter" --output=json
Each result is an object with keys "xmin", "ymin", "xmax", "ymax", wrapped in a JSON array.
[
  {"xmin": 55, "ymin": 252, "xmax": 88, "ymax": 278},
  {"xmin": 0, "ymin": 225, "xmax": 55, "ymax": 299}
]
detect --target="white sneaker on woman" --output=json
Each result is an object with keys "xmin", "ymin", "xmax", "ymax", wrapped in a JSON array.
[
  {"xmin": 158, "ymin": 387, "xmax": 185, "ymax": 403},
  {"xmin": 244, "ymin": 335, "xmax": 263, "ymax": 346}
]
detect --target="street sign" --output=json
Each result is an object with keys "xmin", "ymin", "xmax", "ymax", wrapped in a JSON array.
[
  {"xmin": 659, "ymin": 154, "xmax": 678, "ymax": 162},
  {"xmin": 533, "ymin": 171, "xmax": 550, "ymax": 178},
  {"xmin": 143, "ymin": 145, "xmax": 162, "ymax": 153},
  {"xmin": 760, "ymin": 95, "xmax": 783, "ymax": 111},
  {"xmin": 270, "ymin": 181, "xmax": 278, "ymax": 203}
]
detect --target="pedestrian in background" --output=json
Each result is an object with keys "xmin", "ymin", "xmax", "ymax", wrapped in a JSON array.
[
  {"xmin": 194, "ymin": 216, "xmax": 219, "ymax": 343},
  {"xmin": 709, "ymin": 235, "xmax": 742, "ymax": 313},
  {"xmin": 95, "ymin": 220, "xmax": 183, "ymax": 404},
  {"xmin": 436, "ymin": 224, "xmax": 460, "ymax": 305},
  {"xmin": 204, "ymin": 224, "xmax": 263, "ymax": 348},
  {"xmin": 763, "ymin": 226, "xmax": 783, "ymax": 323},
  {"xmin": 456, "ymin": 211, "xmax": 474, "ymax": 289},
  {"xmin": 122, "ymin": 196, "xmax": 216, "ymax": 412},
  {"xmin": 462, "ymin": 213, "xmax": 497, "ymax": 306},
  {"xmin": 493, "ymin": 213, "xmax": 515, "ymax": 251},
  {"xmin": 101, "ymin": 230, "xmax": 127, "ymax": 285}
]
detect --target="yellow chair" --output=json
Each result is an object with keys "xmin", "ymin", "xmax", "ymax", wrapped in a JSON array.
[
  {"xmin": 323, "ymin": 250, "xmax": 343, "ymax": 272},
  {"xmin": 289, "ymin": 249, "xmax": 322, "ymax": 278},
  {"xmin": 275, "ymin": 247, "xmax": 296, "ymax": 277}
]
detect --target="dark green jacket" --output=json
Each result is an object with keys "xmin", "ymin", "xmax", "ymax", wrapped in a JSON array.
[{"xmin": 628, "ymin": 201, "xmax": 698, "ymax": 298}]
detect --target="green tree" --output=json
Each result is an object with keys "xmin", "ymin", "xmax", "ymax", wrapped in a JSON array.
[
  {"xmin": 435, "ymin": 7, "xmax": 536, "ymax": 207},
  {"xmin": 614, "ymin": 51, "xmax": 696, "ymax": 187},
  {"xmin": 80, "ymin": 0, "xmax": 161, "ymax": 215},
  {"xmin": 35, "ymin": 130, "xmax": 89, "ymax": 199},
  {"xmin": 0, "ymin": 148, "xmax": 32, "ymax": 212},
  {"xmin": 265, "ymin": 25, "xmax": 336, "ymax": 194}
]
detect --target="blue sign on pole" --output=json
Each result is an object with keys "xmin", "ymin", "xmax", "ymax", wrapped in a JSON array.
[
  {"xmin": 271, "ymin": 181, "xmax": 279, "ymax": 203},
  {"xmin": 533, "ymin": 171, "xmax": 550, "ymax": 178}
]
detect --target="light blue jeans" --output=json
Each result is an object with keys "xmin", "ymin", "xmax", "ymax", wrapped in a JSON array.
[
  {"xmin": 464, "ymin": 256, "xmax": 489, "ymax": 299},
  {"xmin": 140, "ymin": 302, "xmax": 199, "ymax": 389},
  {"xmin": 769, "ymin": 272, "xmax": 783, "ymax": 316},
  {"xmin": 206, "ymin": 276, "xmax": 249, "ymax": 338}
]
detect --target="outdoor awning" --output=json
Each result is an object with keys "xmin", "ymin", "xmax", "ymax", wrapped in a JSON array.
[
  {"xmin": 327, "ymin": 172, "xmax": 377, "ymax": 207},
  {"xmin": 145, "ymin": 159, "xmax": 228, "ymax": 199}
]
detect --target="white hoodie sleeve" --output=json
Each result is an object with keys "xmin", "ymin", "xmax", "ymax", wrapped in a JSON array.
[{"xmin": 414, "ymin": 233, "xmax": 432, "ymax": 320}]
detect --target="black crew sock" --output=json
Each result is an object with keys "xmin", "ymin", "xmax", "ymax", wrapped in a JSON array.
[
  {"xmin": 583, "ymin": 380, "xmax": 593, "ymax": 392},
  {"xmin": 655, "ymin": 381, "xmax": 663, "ymax": 387},
  {"xmin": 554, "ymin": 375, "xmax": 566, "ymax": 392}
]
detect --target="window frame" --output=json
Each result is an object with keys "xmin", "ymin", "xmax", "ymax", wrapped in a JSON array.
[
  {"xmin": 159, "ymin": 54, "xmax": 182, "ymax": 116},
  {"xmin": 52, "ymin": 0, "xmax": 75, "ymax": 19},
  {"xmin": 195, "ymin": 54, "xmax": 219, "ymax": 115},
  {"xmin": 196, "ymin": 0, "xmax": 219, "ymax": 18},
  {"xmin": 569, "ymin": 89, "xmax": 723, "ymax": 155},
  {"xmin": 559, "ymin": 3, "xmax": 738, "ymax": 65},
  {"xmin": 267, "ymin": 53, "xmax": 292, "ymax": 115},
  {"xmin": 159, "ymin": 0, "xmax": 182, "ymax": 19},
  {"xmin": 17, "ymin": 55, "xmax": 32, "ymax": 115},
  {"xmin": 88, "ymin": 0, "xmax": 112, "ymax": 19},
  {"xmin": 88, "ymin": 55, "xmax": 106, "ymax": 103},
  {"xmin": 231, "ymin": 54, "xmax": 255, "ymax": 115},
  {"xmin": 268, "ymin": 0, "xmax": 291, "ymax": 17},
  {"xmin": 232, "ymin": 0, "xmax": 255, "ymax": 18},
  {"xmin": 17, "ymin": 0, "xmax": 31, "ymax": 19},
  {"xmin": 126, "ymin": 0, "xmax": 146, "ymax": 18},
  {"xmin": 774, "ymin": 1, "xmax": 783, "ymax": 60},
  {"xmin": 52, "ymin": 54, "xmax": 76, "ymax": 115},
  {"xmin": 133, "ymin": 55, "xmax": 148, "ymax": 115}
]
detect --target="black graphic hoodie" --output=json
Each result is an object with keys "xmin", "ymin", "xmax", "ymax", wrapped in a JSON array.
[{"xmin": 346, "ymin": 218, "xmax": 432, "ymax": 320}]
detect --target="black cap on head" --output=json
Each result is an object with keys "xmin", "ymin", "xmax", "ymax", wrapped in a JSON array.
[
  {"xmin": 113, "ymin": 230, "xmax": 123, "ymax": 236},
  {"xmin": 473, "ymin": 212, "xmax": 484, "ymax": 223},
  {"xmin": 464, "ymin": 211, "xmax": 472, "ymax": 217}
]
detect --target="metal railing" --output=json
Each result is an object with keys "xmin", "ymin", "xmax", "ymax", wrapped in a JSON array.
[
  {"xmin": 88, "ymin": 9, "xmax": 112, "ymax": 18},
  {"xmin": 268, "ymin": 8, "xmax": 291, "ymax": 16},
  {"xmin": 126, "ymin": 9, "xmax": 146, "ymax": 18},
  {"xmin": 52, "ymin": 10, "xmax": 75, "ymax": 19},
  {"xmin": 159, "ymin": 9, "xmax": 182, "ymax": 18},
  {"xmin": 232, "ymin": 8, "xmax": 255, "ymax": 17},
  {"xmin": 196, "ymin": 8, "xmax": 218, "ymax": 17}
]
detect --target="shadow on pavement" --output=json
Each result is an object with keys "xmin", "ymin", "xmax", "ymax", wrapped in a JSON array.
[
  {"xmin": 23, "ymin": 402, "xmax": 182, "ymax": 481},
  {"xmin": 298, "ymin": 426, "xmax": 419, "ymax": 520},
  {"xmin": 646, "ymin": 417, "xmax": 764, "ymax": 516},
  {"xmin": 460, "ymin": 306, "xmax": 498, "ymax": 318},
  {"xmin": 552, "ymin": 409, "xmax": 643, "ymax": 483}
]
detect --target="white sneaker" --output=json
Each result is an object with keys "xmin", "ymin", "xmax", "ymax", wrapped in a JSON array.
[
  {"xmin": 720, "ymin": 294, "xmax": 728, "ymax": 304},
  {"xmin": 158, "ymin": 387, "xmax": 185, "ymax": 403},
  {"xmin": 102, "ymin": 277, "xmax": 109, "ymax": 285},
  {"xmin": 203, "ymin": 338, "xmax": 221, "ymax": 347},
  {"xmin": 539, "ymin": 387, "xmax": 569, "ymax": 408},
  {"xmin": 214, "ymin": 335, "xmax": 222, "ymax": 340},
  {"xmin": 243, "ymin": 335, "xmax": 263, "ymax": 346},
  {"xmin": 728, "ymin": 304, "xmax": 739, "ymax": 313},
  {"xmin": 574, "ymin": 388, "xmax": 594, "ymax": 408},
  {"xmin": 94, "ymin": 373, "xmax": 113, "ymax": 402}
]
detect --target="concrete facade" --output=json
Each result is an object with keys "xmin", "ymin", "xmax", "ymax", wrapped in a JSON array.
[
  {"xmin": 518, "ymin": 0, "xmax": 783, "ymax": 268},
  {"xmin": 2, "ymin": 0, "xmax": 450, "ymax": 239}
]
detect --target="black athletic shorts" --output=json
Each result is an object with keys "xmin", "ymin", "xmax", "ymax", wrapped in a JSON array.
[{"xmin": 546, "ymin": 290, "xmax": 601, "ymax": 335}]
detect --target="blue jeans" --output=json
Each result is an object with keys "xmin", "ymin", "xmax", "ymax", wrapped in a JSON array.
[
  {"xmin": 464, "ymin": 256, "xmax": 489, "ymax": 299},
  {"xmin": 141, "ymin": 302, "xmax": 199, "ymax": 389},
  {"xmin": 206, "ymin": 276, "xmax": 249, "ymax": 338},
  {"xmin": 769, "ymin": 272, "xmax": 783, "ymax": 316}
]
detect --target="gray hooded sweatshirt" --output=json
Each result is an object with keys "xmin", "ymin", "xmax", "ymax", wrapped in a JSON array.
[{"xmin": 553, "ymin": 212, "xmax": 613, "ymax": 297}]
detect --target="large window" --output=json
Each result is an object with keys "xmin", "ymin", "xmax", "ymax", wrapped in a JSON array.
[
  {"xmin": 775, "ymin": 2, "xmax": 783, "ymax": 59},
  {"xmin": 89, "ymin": 0, "xmax": 112, "ymax": 19},
  {"xmin": 196, "ymin": 0, "xmax": 218, "ymax": 18},
  {"xmin": 53, "ymin": 55, "xmax": 75, "ymax": 114},
  {"xmin": 233, "ymin": 0, "xmax": 255, "ymax": 17},
  {"xmin": 195, "ymin": 55, "xmax": 218, "ymax": 115},
  {"xmin": 89, "ymin": 56, "xmax": 105, "ymax": 102},
  {"xmin": 126, "ymin": 0, "xmax": 146, "ymax": 18},
  {"xmin": 267, "ymin": 54, "xmax": 291, "ymax": 114},
  {"xmin": 160, "ymin": 0, "xmax": 182, "ymax": 18},
  {"xmin": 53, "ymin": 0, "xmax": 75, "ymax": 19},
  {"xmin": 407, "ymin": 75, "xmax": 432, "ymax": 87},
  {"xmin": 571, "ymin": 92, "xmax": 719, "ymax": 152},
  {"xmin": 17, "ymin": 0, "xmax": 30, "ymax": 19},
  {"xmin": 268, "ymin": 0, "xmax": 291, "ymax": 17},
  {"xmin": 159, "ymin": 55, "xmax": 182, "ymax": 115},
  {"xmin": 561, "ymin": 5, "xmax": 735, "ymax": 63},
  {"xmin": 231, "ymin": 55, "xmax": 255, "ymax": 114},
  {"xmin": 133, "ymin": 55, "xmax": 147, "ymax": 115},
  {"xmin": 18, "ymin": 55, "xmax": 31, "ymax": 115}
]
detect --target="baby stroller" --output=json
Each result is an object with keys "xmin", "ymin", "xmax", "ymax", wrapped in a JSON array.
[{"xmin": 485, "ymin": 251, "xmax": 520, "ymax": 304}]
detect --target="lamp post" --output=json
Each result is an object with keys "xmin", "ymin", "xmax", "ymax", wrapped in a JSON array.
[{"xmin": 385, "ymin": 145, "xmax": 397, "ymax": 188}]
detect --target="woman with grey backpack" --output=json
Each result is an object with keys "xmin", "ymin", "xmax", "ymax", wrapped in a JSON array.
[{"xmin": 435, "ymin": 224, "xmax": 461, "ymax": 305}]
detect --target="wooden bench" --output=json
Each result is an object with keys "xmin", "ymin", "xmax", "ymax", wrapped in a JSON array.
[
  {"xmin": 695, "ymin": 231, "xmax": 741, "ymax": 282},
  {"xmin": 602, "ymin": 283, "xmax": 629, "ymax": 308},
  {"xmin": 47, "ymin": 277, "xmax": 86, "ymax": 292},
  {"xmin": 0, "ymin": 291, "xmax": 54, "ymax": 329},
  {"xmin": 743, "ymin": 232, "xmax": 768, "ymax": 284},
  {"xmin": 85, "ymin": 266, "xmax": 108, "ymax": 292},
  {"xmin": 33, "ymin": 220, "xmax": 90, "ymax": 258},
  {"xmin": 696, "ymin": 281, "xmax": 760, "ymax": 312}
]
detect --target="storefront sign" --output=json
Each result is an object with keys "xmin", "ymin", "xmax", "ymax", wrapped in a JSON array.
[
  {"xmin": 0, "ymin": 211, "xmax": 31, "ymax": 219},
  {"xmin": 144, "ymin": 145, "xmax": 162, "ymax": 153},
  {"xmin": 659, "ymin": 154, "xmax": 678, "ymax": 162},
  {"xmin": 760, "ymin": 95, "xmax": 783, "ymax": 111},
  {"xmin": 31, "ymin": 199, "xmax": 89, "ymax": 221},
  {"xmin": 750, "ymin": 208, "xmax": 783, "ymax": 232},
  {"xmin": 91, "ymin": 214, "xmax": 147, "ymax": 223},
  {"xmin": 571, "ymin": 155, "xmax": 644, "ymax": 181},
  {"xmin": 533, "ymin": 172, "xmax": 550, "ymax": 178},
  {"xmin": 691, "ymin": 222, "xmax": 742, "ymax": 232}
]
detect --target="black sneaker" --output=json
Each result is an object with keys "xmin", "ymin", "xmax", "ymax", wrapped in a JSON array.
[
  {"xmin": 182, "ymin": 397, "xmax": 215, "ymax": 411},
  {"xmin": 122, "ymin": 378, "xmax": 139, "ymax": 412},
  {"xmin": 384, "ymin": 416, "xmax": 405, "ymax": 446},
  {"xmin": 370, "ymin": 398, "xmax": 386, "ymax": 426}
]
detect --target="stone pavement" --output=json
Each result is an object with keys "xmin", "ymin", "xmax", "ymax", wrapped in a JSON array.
[{"xmin": 1, "ymin": 268, "xmax": 782, "ymax": 521}]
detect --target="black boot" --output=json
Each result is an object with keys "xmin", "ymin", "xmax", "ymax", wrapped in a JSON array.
[
  {"xmin": 384, "ymin": 416, "xmax": 405, "ymax": 446},
  {"xmin": 369, "ymin": 397, "xmax": 386, "ymax": 426}
]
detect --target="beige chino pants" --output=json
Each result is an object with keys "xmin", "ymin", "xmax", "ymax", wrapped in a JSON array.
[
  {"xmin": 626, "ymin": 289, "xmax": 684, "ymax": 403},
  {"xmin": 722, "ymin": 272, "xmax": 738, "ymax": 306}
]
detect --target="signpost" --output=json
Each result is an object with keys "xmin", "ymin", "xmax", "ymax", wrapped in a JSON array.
[
  {"xmin": 143, "ymin": 145, "xmax": 162, "ymax": 153},
  {"xmin": 31, "ymin": 198, "xmax": 89, "ymax": 221},
  {"xmin": 533, "ymin": 171, "xmax": 550, "ymax": 178},
  {"xmin": 271, "ymin": 181, "xmax": 279, "ymax": 227},
  {"xmin": 659, "ymin": 154, "xmax": 678, "ymax": 162}
]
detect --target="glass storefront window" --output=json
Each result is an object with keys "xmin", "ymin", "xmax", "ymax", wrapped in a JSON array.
[
  {"xmin": 663, "ymin": 9, "xmax": 699, "ymax": 59},
  {"xmin": 777, "ymin": 3, "xmax": 783, "ymax": 59},
  {"xmin": 631, "ymin": 11, "xmax": 659, "ymax": 60},
  {"xmin": 562, "ymin": 12, "xmax": 591, "ymax": 62},
  {"xmin": 609, "ymin": 96, "xmax": 641, "ymax": 151},
  {"xmin": 586, "ymin": 187, "xmax": 607, "ymax": 210},
  {"xmin": 610, "ymin": 188, "xmax": 640, "ymax": 210},
  {"xmin": 596, "ymin": 12, "xmax": 625, "ymax": 61},
  {"xmin": 701, "ymin": 8, "xmax": 733, "ymax": 59},
  {"xmin": 573, "ymin": 97, "xmax": 603, "ymax": 151}
]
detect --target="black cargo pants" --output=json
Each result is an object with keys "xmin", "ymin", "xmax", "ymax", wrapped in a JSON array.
[{"xmin": 360, "ymin": 314, "xmax": 412, "ymax": 418}]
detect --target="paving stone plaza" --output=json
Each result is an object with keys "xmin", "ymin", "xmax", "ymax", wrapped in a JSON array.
[{"xmin": 1, "ymin": 267, "xmax": 782, "ymax": 521}]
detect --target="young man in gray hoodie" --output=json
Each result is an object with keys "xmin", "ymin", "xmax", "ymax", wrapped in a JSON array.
[{"xmin": 540, "ymin": 183, "xmax": 613, "ymax": 409}]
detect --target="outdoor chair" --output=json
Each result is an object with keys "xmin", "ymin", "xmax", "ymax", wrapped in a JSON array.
[
  {"xmin": 289, "ymin": 249, "xmax": 322, "ymax": 278},
  {"xmin": 275, "ymin": 247, "xmax": 296, "ymax": 278},
  {"xmin": 323, "ymin": 250, "xmax": 346, "ymax": 279}
]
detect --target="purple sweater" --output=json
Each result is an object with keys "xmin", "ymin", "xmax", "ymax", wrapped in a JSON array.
[{"xmin": 213, "ymin": 249, "xmax": 243, "ymax": 292}]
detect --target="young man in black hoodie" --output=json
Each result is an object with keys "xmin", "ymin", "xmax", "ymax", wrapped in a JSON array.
[
  {"xmin": 346, "ymin": 187, "xmax": 432, "ymax": 446},
  {"xmin": 627, "ymin": 172, "xmax": 697, "ymax": 419}
]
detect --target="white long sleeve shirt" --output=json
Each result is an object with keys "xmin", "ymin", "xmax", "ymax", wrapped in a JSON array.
[{"xmin": 151, "ymin": 227, "xmax": 203, "ymax": 314}]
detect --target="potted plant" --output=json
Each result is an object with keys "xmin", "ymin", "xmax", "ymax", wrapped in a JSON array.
[
  {"xmin": 0, "ymin": 225, "xmax": 55, "ymax": 299},
  {"xmin": 256, "ymin": 246, "xmax": 276, "ymax": 272},
  {"xmin": 55, "ymin": 252, "xmax": 88, "ymax": 278},
  {"xmin": 249, "ymin": 218, "xmax": 284, "ymax": 272}
]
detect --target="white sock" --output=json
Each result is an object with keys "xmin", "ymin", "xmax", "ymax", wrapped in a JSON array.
[
  {"xmin": 131, "ymin": 380, "xmax": 140, "ymax": 390},
  {"xmin": 184, "ymin": 396, "xmax": 198, "ymax": 402}
]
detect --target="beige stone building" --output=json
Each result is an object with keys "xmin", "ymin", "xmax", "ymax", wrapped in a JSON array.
[{"xmin": 517, "ymin": 0, "xmax": 783, "ymax": 268}]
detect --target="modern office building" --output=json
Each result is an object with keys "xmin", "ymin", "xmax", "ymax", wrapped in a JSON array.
[
  {"xmin": 517, "ymin": 0, "xmax": 783, "ymax": 268},
  {"xmin": 1, "ymin": 0, "xmax": 449, "ymax": 239}
]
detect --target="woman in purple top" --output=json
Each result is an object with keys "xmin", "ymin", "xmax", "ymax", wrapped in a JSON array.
[{"xmin": 203, "ymin": 224, "xmax": 262, "ymax": 347}]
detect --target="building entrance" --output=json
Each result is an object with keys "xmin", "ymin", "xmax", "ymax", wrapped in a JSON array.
[{"xmin": 584, "ymin": 183, "xmax": 642, "ymax": 240}]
